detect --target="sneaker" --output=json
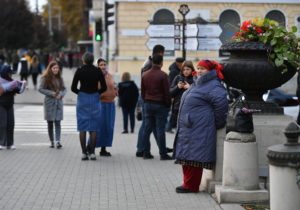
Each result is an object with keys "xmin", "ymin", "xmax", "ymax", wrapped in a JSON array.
[
  {"xmin": 160, "ymin": 154, "xmax": 173, "ymax": 160},
  {"xmin": 143, "ymin": 153, "xmax": 154, "ymax": 159},
  {"xmin": 0, "ymin": 145, "xmax": 4, "ymax": 150},
  {"xmin": 89, "ymin": 153, "xmax": 96, "ymax": 160},
  {"xmin": 56, "ymin": 142, "xmax": 62, "ymax": 149},
  {"xmin": 122, "ymin": 130, "xmax": 128, "ymax": 134},
  {"xmin": 17, "ymin": 81, "xmax": 27, "ymax": 93},
  {"xmin": 100, "ymin": 150, "xmax": 111, "ymax": 157},
  {"xmin": 136, "ymin": 152, "xmax": 143, "ymax": 157},
  {"xmin": 50, "ymin": 141, "xmax": 54, "ymax": 148},
  {"xmin": 81, "ymin": 153, "xmax": 89, "ymax": 161},
  {"xmin": 7, "ymin": 145, "xmax": 16, "ymax": 150},
  {"xmin": 175, "ymin": 186, "xmax": 196, "ymax": 193}
]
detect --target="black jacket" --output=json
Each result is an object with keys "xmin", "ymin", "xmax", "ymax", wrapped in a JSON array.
[
  {"xmin": 118, "ymin": 81, "xmax": 139, "ymax": 109},
  {"xmin": 169, "ymin": 74, "xmax": 194, "ymax": 126},
  {"xmin": 141, "ymin": 56, "xmax": 152, "ymax": 74},
  {"xmin": 168, "ymin": 62, "xmax": 181, "ymax": 84}
]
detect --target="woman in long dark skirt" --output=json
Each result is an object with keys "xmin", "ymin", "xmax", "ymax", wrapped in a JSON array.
[{"xmin": 71, "ymin": 52, "xmax": 107, "ymax": 160}]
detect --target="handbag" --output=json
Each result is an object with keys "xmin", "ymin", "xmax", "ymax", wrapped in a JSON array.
[{"xmin": 226, "ymin": 93, "xmax": 254, "ymax": 133}]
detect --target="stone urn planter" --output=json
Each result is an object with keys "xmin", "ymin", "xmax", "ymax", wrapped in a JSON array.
[{"xmin": 220, "ymin": 41, "xmax": 297, "ymax": 114}]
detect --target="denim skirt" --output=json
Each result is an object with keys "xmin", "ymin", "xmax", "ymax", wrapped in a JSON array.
[{"xmin": 76, "ymin": 92, "xmax": 101, "ymax": 132}]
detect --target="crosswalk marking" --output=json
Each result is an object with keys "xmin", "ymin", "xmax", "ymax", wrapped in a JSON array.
[{"xmin": 15, "ymin": 105, "xmax": 78, "ymax": 134}]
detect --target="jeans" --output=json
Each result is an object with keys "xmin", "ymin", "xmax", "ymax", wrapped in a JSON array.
[
  {"xmin": 136, "ymin": 99, "xmax": 158, "ymax": 153},
  {"xmin": 143, "ymin": 102, "xmax": 169, "ymax": 156},
  {"xmin": 47, "ymin": 121, "xmax": 61, "ymax": 143},
  {"xmin": 121, "ymin": 106, "xmax": 135, "ymax": 132}
]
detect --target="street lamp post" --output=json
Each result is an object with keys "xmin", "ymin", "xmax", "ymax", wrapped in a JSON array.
[{"xmin": 178, "ymin": 4, "xmax": 190, "ymax": 60}]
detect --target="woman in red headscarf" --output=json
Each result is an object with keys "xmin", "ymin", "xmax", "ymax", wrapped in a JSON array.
[{"xmin": 173, "ymin": 59, "xmax": 228, "ymax": 193}]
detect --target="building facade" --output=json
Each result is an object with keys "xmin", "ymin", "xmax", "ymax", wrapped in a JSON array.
[{"xmin": 108, "ymin": 0, "xmax": 300, "ymax": 76}]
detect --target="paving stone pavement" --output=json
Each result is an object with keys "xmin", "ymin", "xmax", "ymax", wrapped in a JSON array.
[{"xmin": 0, "ymin": 105, "xmax": 225, "ymax": 210}]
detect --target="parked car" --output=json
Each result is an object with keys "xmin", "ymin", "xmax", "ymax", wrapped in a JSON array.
[{"xmin": 266, "ymin": 89, "xmax": 299, "ymax": 106}]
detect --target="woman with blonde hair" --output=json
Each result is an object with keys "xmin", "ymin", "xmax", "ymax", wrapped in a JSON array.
[
  {"xmin": 30, "ymin": 55, "xmax": 42, "ymax": 90},
  {"xmin": 39, "ymin": 61, "xmax": 66, "ymax": 149},
  {"xmin": 118, "ymin": 72, "xmax": 139, "ymax": 133}
]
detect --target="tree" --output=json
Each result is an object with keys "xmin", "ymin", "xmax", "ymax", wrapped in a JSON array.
[
  {"xmin": 0, "ymin": 0, "xmax": 35, "ymax": 49},
  {"xmin": 42, "ymin": 0, "xmax": 91, "ymax": 47},
  {"xmin": 30, "ymin": 15, "xmax": 51, "ymax": 49}
]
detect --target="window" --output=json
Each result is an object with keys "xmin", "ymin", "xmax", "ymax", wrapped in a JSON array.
[
  {"xmin": 219, "ymin": 10, "xmax": 240, "ymax": 44},
  {"xmin": 296, "ymin": 16, "xmax": 300, "ymax": 35},
  {"xmin": 265, "ymin": 10, "xmax": 286, "ymax": 27},
  {"xmin": 152, "ymin": 9, "xmax": 175, "ymax": 24}
]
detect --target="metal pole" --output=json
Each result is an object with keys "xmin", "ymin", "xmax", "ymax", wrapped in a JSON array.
[
  {"xmin": 35, "ymin": 0, "xmax": 39, "ymax": 14},
  {"xmin": 58, "ymin": 7, "xmax": 62, "ymax": 31},
  {"xmin": 48, "ymin": 1, "xmax": 53, "ymax": 36},
  {"xmin": 182, "ymin": 15, "xmax": 186, "ymax": 60}
]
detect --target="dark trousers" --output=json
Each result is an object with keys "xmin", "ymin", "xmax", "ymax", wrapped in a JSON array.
[
  {"xmin": 182, "ymin": 165, "xmax": 203, "ymax": 192},
  {"xmin": 136, "ymin": 99, "xmax": 158, "ymax": 153},
  {"xmin": 31, "ymin": 73, "xmax": 38, "ymax": 86},
  {"xmin": 47, "ymin": 121, "xmax": 61, "ymax": 142},
  {"xmin": 0, "ymin": 105, "xmax": 14, "ymax": 147},
  {"xmin": 121, "ymin": 106, "xmax": 135, "ymax": 132},
  {"xmin": 143, "ymin": 102, "xmax": 169, "ymax": 156},
  {"xmin": 20, "ymin": 74, "xmax": 28, "ymax": 81}
]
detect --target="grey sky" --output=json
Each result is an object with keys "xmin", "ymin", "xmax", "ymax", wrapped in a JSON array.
[{"xmin": 27, "ymin": 0, "xmax": 47, "ymax": 12}]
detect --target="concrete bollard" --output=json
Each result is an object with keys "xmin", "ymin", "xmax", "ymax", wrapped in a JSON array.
[
  {"xmin": 267, "ymin": 122, "xmax": 300, "ymax": 210},
  {"xmin": 215, "ymin": 131, "xmax": 268, "ymax": 203}
]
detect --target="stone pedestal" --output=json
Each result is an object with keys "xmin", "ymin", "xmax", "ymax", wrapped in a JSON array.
[
  {"xmin": 215, "ymin": 132, "xmax": 268, "ymax": 203},
  {"xmin": 267, "ymin": 122, "xmax": 300, "ymax": 210},
  {"xmin": 269, "ymin": 166, "xmax": 300, "ymax": 210}
]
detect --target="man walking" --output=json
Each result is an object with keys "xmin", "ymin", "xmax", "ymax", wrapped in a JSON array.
[{"xmin": 141, "ymin": 54, "xmax": 172, "ymax": 160}]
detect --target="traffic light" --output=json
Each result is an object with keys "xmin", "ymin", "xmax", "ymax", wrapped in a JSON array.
[
  {"xmin": 95, "ymin": 20, "xmax": 102, "ymax": 41},
  {"xmin": 104, "ymin": 2, "xmax": 114, "ymax": 30}
]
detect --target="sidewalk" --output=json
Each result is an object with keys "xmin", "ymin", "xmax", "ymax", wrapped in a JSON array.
[
  {"xmin": 0, "ymin": 105, "xmax": 229, "ymax": 210},
  {"xmin": 3, "ymin": 68, "xmax": 244, "ymax": 210}
]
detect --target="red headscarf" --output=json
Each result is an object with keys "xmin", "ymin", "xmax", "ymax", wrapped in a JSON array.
[{"xmin": 196, "ymin": 59, "xmax": 224, "ymax": 80}]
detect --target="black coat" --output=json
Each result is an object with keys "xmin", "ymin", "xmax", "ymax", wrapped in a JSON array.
[
  {"xmin": 169, "ymin": 74, "xmax": 194, "ymax": 127},
  {"xmin": 118, "ymin": 81, "xmax": 139, "ymax": 109},
  {"xmin": 168, "ymin": 62, "xmax": 181, "ymax": 84}
]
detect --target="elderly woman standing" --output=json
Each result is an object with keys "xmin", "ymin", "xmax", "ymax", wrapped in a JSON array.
[
  {"xmin": 174, "ymin": 59, "xmax": 228, "ymax": 193},
  {"xmin": 94, "ymin": 58, "xmax": 118, "ymax": 157},
  {"xmin": 39, "ymin": 61, "xmax": 66, "ymax": 149},
  {"xmin": 71, "ymin": 53, "xmax": 107, "ymax": 161}
]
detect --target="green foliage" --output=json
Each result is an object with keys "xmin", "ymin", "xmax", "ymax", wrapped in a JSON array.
[{"xmin": 232, "ymin": 18, "xmax": 300, "ymax": 72}]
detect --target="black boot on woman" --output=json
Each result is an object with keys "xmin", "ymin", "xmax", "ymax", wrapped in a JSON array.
[{"xmin": 100, "ymin": 147, "xmax": 111, "ymax": 156}]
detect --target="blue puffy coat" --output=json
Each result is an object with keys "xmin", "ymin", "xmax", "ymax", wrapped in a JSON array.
[{"xmin": 174, "ymin": 70, "xmax": 228, "ymax": 163}]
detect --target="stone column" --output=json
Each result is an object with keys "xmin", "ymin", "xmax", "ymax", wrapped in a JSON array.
[
  {"xmin": 267, "ymin": 122, "xmax": 300, "ymax": 210},
  {"xmin": 215, "ymin": 131, "xmax": 268, "ymax": 203}
]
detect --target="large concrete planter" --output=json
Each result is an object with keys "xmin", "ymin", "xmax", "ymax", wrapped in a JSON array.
[{"xmin": 220, "ymin": 42, "xmax": 296, "ymax": 113}]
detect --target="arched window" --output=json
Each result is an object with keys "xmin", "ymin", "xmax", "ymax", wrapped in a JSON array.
[
  {"xmin": 219, "ymin": 10, "xmax": 240, "ymax": 44},
  {"xmin": 265, "ymin": 10, "xmax": 286, "ymax": 27},
  {"xmin": 152, "ymin": 9, "xmax": 175, "ymax": 24}
]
